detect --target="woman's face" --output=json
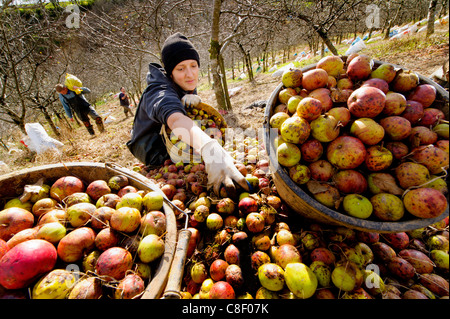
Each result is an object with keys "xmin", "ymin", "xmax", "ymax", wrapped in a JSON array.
[{"xmin": 171, "ymin": 59, "xmax": 199, "ymax": 92}]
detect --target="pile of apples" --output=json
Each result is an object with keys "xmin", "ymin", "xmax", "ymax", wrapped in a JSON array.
[
  {"xmin": 140, "ymin": 154, "xmax": 448, "ymax": 299},
  {"xmin": 137, "ymin": 145, "xmax": 448, "ymax": 300},
  {"xmin": 0, "ymin": 174, "xmax": 168, "ymax": 299},
  {"xmin": 269, "ymin": 53, "xmax": 449, "ymax": 222}
]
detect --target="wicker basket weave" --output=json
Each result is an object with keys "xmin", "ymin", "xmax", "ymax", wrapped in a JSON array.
[{"xmin": 161, "ymin": 102, "xmax": 227, "ymax": 163}]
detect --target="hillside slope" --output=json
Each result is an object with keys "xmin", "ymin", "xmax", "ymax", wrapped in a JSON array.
[{"xmin": 1, "ymin": 26, "xmax": 448, "ymax": 174}]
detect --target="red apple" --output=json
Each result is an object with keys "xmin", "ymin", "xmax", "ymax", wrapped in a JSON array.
[
  {"xmin": 308, "ymin": 159, "xmax": 335, "ymax": 182},
  {"xmin": 86, "ymin": 180, "xmax": 111, "ymax": 202},
  {"xmin": 302, "ymin": 68, "xmax": 329, "ymax": 91},
  {"xmin": 402, "ymin": 100, "xmax": 424, "ymax": 125},
  {"xmin": 309, "ymin": 88, "xmax": 333, "ymax": 112},
  {"xmin": 332, "ymin": 170, "xmax": 367, "ymax": 194},
  {"xmin": 380, "ymin": 116, "xmax": 412, "ymax": 141},
  {"xmin": 327, "ymin": 136, "xmax": 367, "ymax": 170},
  {"xmin": 408, "ymin": 84, "xmax": 437, "ymax": 107},
  {"xmin": 347, "ymin": 86, "xmax": 386, "ymax": 118},
  {"xmin": 361, "ymin": 78, "xmax": 389, "ymax": 94},
  {"xmin": 0, "ymin": 207, "xmax": 35, "ymax": 241},
  {"xmin": 346, "ymin": 54, "xmax": 373, "ymax": 81},
  {"xmin": 300, "ymin": 138, "xmax": 323, "ymax": 162},
  {"xmin": 50, "ymin": 176, "xmax": 85, "ymax": 202}
]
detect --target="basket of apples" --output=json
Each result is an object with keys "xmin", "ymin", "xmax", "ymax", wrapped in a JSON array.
[
  {"xmin": 263, "ymin": 53, "xmax": 449, "ymax": 233},
  {"xmin": 161, "ymin": 102, "xmax": 227, "ymax": 164},
  {"xmin": 0, "ymin": 162, "xmax": 177, "ymax": 299}
]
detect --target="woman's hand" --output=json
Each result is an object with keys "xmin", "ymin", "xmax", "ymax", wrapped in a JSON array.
[
  {"xmin": 167, "ymin": 112, "xmax": 249, "ymax": 198},
  {"xmin": 181, "ymin": 94, "xmax": 201, "ymax": 107},
  {"xmin": 200, "ymin": 139, "xmax": 250, "ymax": 197}
]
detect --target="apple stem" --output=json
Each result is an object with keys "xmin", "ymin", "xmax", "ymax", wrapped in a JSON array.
[
  {"xmin": 334, "ymin": 121, "xmax": 344, "ymax": 130},
  {"xmin": 158, "ymin": 230, "xmax": 168, "ymax": 240}
]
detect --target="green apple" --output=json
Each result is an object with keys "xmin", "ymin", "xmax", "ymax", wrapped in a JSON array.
[
  {"xmin": 343, "ymin": 194, "xmax": 373, "ymax": 219},
  {"xmin": 276, "ymin": 142, "xmax": 301, "ymax": 167},
  {"xmin": 116, "ymin": 192, "xmax": 143, "ymax": 211},
  {"xmin": 30, "ymin": 184, "xmax": 51, "ymax": 203},
  {"xmin": 206, "ymin": 213, "xmax": 223, "ymax": 231},
  {"xmin": 269, "ymin": 112, "xmax": 290, "ymax": 130},
  {"xmin": 287, "ymin": 95, "xmax": 303, "ymax": 114},
  {"xmin": 137, "ymin": 234, "xmax": 165, "ymax": 263},
  {"xmin": 430, "ymin": 250, "xmax": 449, "ymax": 271},
  {"xmin": 4, "ymin": 198, "xmax": 32, "ymax": 211},
  {"xmin": 238, "ymin": 192, "xmax": 250, "ymax": 201},
  {"xmin": 36, "ymin": 222, "xmax": 66, "ymax": 243},
  {"xmin": 245, "ymin": 174, "xmax": 259, "ymax": 190},
  {"xmin": 370, "ymin": 63, "xmax": 397, "ymax": 83},
  {"xmin": 289, "ymin": 164, "xmax": 311, "ymax": 184},
  {"xmin": 142, "ymin": 191, "xmax": 164, "ymax": 211},
  {"xmin": 284, "ymin": 262, "xmax": 317, "ymax": 298}
]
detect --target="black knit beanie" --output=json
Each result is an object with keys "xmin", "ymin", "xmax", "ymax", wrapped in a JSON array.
[{"xmin": 161, "ymin": 33, "xmax": 200, "ymax": 76}]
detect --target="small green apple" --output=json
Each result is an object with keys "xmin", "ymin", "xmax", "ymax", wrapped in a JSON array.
[
  {"xmin": 137, "ymin": 234, "xmax": 165, "ymax": 263},
  {"xmin": 206, "ymin": 213, "xmax": 223, "ymax": 231},
  {"xmin": 142, "ymin": 191, "xmax": 164, "ymax": 211},
  {"xmin": 342, "ymin": 194, "xmax": 373, "ymax": 219},
  {"xmin": 116, "ymin": 192, "xmax": 143, "ymax": 211},
  {"xmin": 4, "ymin": 198, "xmax": 33, "ymax": 211}
]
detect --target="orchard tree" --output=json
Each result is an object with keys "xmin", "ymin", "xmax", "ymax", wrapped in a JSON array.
[
  {"xmin": 72, "ymin": 0, "xmax": 211, "ymax": 102},
  {"xmin": 279, "ymin": 0, "xmax": 368, "ymax": 55},
  {"xmin": 426, "ymin": 0, "xmax": 439, "ymax": 36},
  {"xmin": 209, "ymin": 0, "xmax": 282, "ymax": 110},
  {"xmin": 0, "ymin": 1, "xmax": 67, "ymax": 135}
]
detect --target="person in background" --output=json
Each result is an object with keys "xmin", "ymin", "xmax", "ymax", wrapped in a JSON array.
[
  {"xmin": 127, "ymin": 32, "xmax": 249, "ymax": 197},
  {"xmin": 118, "ymin": 87, "xmax": 134, "ymax": 118},
  {"xmin": 55, "ymin": 84, "xmax": 105, "ymax": 136}
]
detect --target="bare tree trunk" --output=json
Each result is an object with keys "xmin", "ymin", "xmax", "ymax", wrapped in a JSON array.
[
  {"xmin": 0, "ymin": 137, "xmax": 8, "ymax": 151},
  {"xmin": 0, "ymin": 25, "xmax": 28, "ymax": 132},
  {"xmin": 384, "ymin": 1, "xmax": 405, "ymax": 39},
  {"xmin": 231, "ymin": 51, "xmax": 235, "ymax": 80},
  {"xmin": 39, "ymin": 106, "xmax": 60, "ymax": 137},
  {"xmin": 238, "ymin": 43, "xmax": 254, "ymax": 82},
  {"xmin": 207, "ymin": 63, "xmax": 212, "ymax": 87},
  {"xmin": 439, "ymin": 0, "xmax": 448, "ymax": 16},
  {"xmin": 210, "ymin": 0, "xmax": 229, "ymax": 110},
  {"xmin": 426, "ymin": 0, "xmax": 438, "ymax": 37},
  {"xmin": 53, "ymin": 108, "xmax": 74, "ymax": 131},
  {"xmin": 218, "ymin": 54, "xmax": 232, "ymax": 109},
  {"xmin": 262, "ymin": 42, "xmax": 269, "ymax": 73}
]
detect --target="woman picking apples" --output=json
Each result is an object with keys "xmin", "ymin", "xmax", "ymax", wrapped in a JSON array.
[{"xmin": 127, "ymin": 33, "xmax": 249, "ymax": 196}]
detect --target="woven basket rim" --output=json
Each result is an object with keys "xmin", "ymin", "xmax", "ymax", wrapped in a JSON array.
[{"xmin": 161, "ymin": 102, "xmax": 227, "ymax": 163}]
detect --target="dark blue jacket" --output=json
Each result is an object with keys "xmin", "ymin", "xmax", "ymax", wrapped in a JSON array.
[{"xmin": 126, "ymin": 63, "xmax": 190, "ymax": 166}]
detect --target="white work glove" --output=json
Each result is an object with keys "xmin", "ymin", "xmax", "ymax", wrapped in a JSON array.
[
  {"xmin": 201, "ymin": 139, "xmax": 251, "ymax": 198},
  {"xmin": 181, "ymin": 94, "xmax": 201, "ymax": 107}
]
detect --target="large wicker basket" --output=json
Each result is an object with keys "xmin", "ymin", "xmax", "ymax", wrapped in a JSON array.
[
  {"xmin": 0, "ymin": 162, "xmax": 177, "ymax": 299},
  {"xmin": 263, "ymin": 59, "xmax": 449, "ymax": 233},
  {"xmin": 161, "ymin": 102, "xmax": 227, "ymax": 163}
]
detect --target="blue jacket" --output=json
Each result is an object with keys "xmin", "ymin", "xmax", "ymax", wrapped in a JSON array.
[
  {"xmin": 58, "ymin": 87, "xmax": 91, "ymax": 118},
  {"xmin": 126, "ymin": 63, "xmax": 191, "ymax": 166}
]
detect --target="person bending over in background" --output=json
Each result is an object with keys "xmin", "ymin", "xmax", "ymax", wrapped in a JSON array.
[
  {"xmin": 55, "ymin": 84, "xmax": 105, "ymax": 136},
  {"xmin": 127, "ymin": 32, "xmax": 249, "ymax": 196}
]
